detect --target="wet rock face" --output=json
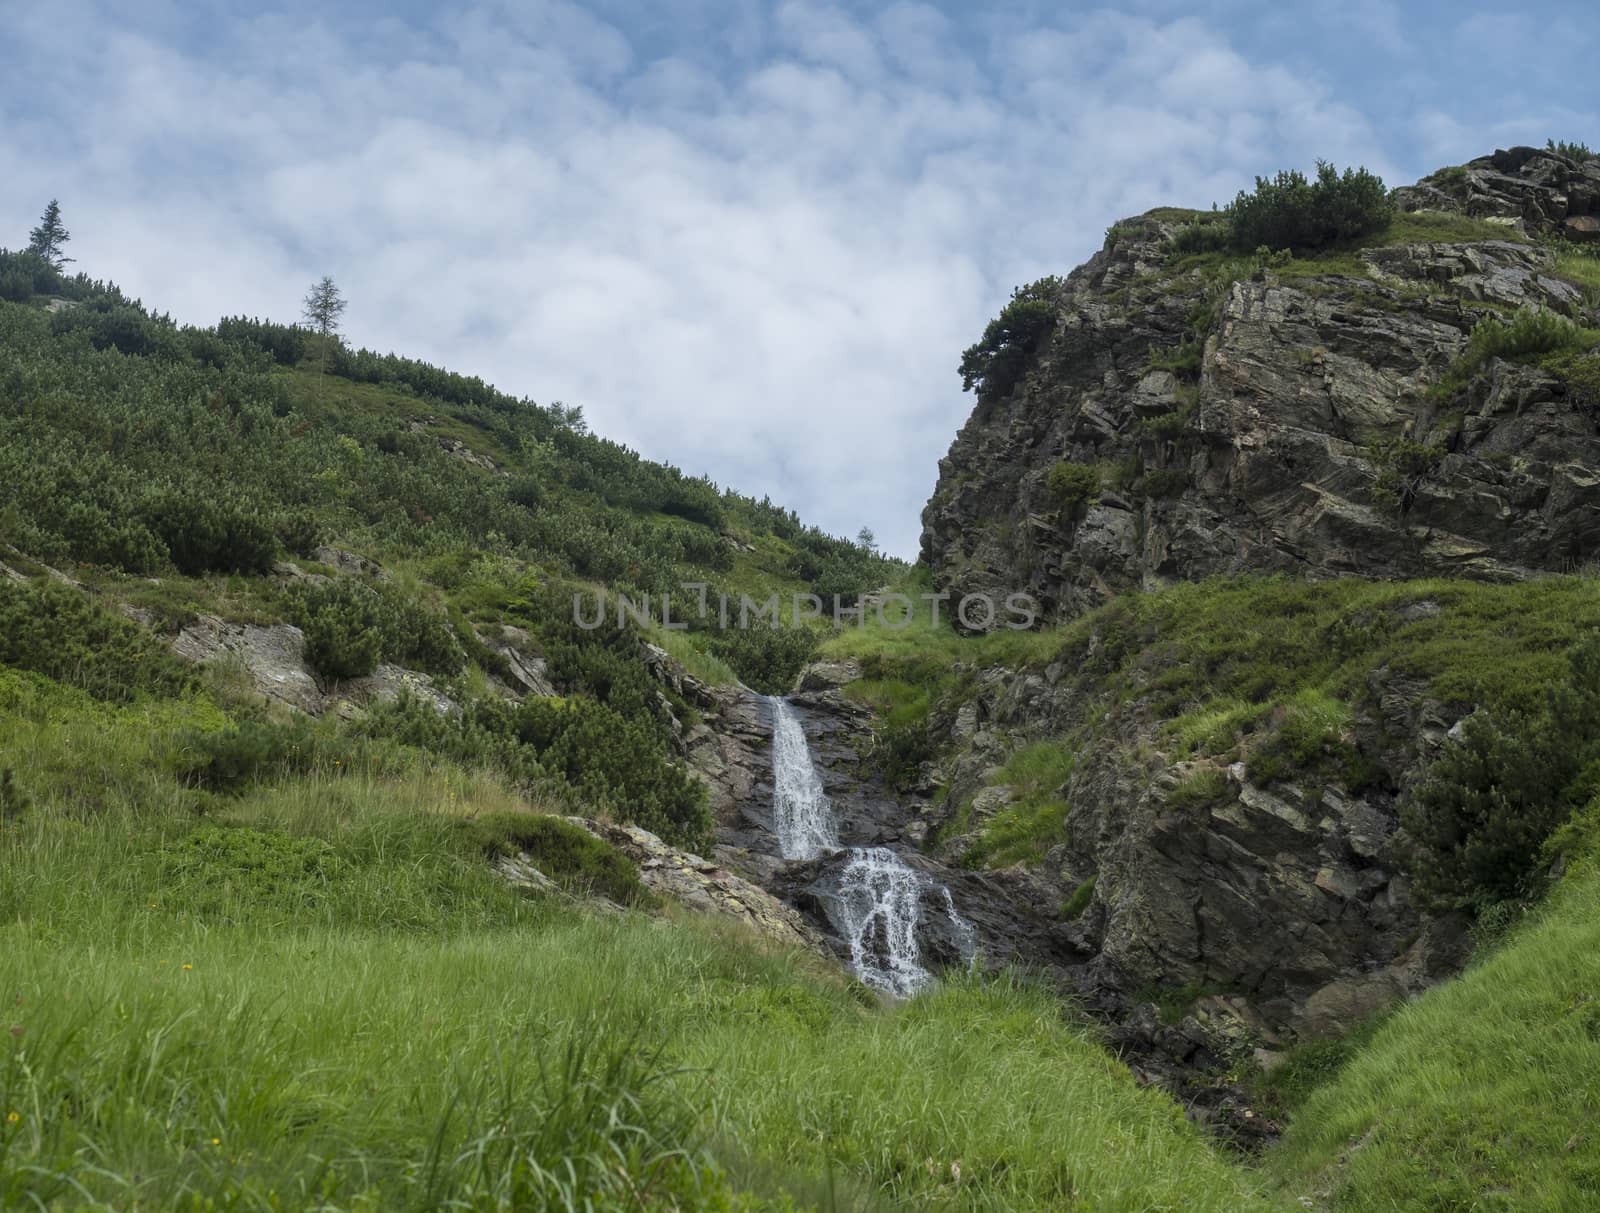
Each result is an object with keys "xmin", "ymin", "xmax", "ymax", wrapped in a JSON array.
[{"xmin": 921, "ymin": 149, "xmax": 1600, "ymax": 624}]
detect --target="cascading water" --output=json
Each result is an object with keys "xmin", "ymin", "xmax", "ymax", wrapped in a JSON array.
[
  {"xmin": 769, "ymin": 695, "xmax": 838, "ymax": 860},
  {"xmin": 767, "ymin": 696, "xmax": 974, "ymax": 997}
]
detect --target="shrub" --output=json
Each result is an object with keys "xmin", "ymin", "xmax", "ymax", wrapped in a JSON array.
[
  {"xmin": 216, "ymin": 315, "xmax": 308, "ymax": 366},
  {"xmin": 1465, "ymin": 307, "xmax": 1593, "ymax": 364},
  {"xmin": 1168, "ymin": 219, "xmax": 1232, "ymax": 257},
  {"xmin": 506, "ymin": 474, "xmax": 543, "ymax": 510},
  {"xmin": 295, "ymin": 581, "xmax": 384, "ymax": 680},
  {"xmin": 510, "ymin": 697, "xmax": 711, "ymax": 850},
  {"xmin": 371, "ymin": 582, "xmax": 464, "ymax": 676},
  {"xmin": 958, "ymin": 277, "xmax": 1062, "ymax": 403},
  {"xmin": 1402, "ymin": 638, "xmax": 1600, "ymax": 910},
  {"xmin": 1540, "ymin": 347, "xmax": 1600, "ymax": 411},
  {"xmin": 1047, "ymin": 461, "xmax": 1101, "ymax": 510},
  {"xmin": 1226, "ymin": 161, "xmax": 1392, "ymax": 252},
  {"xmin": 0, "ymin": 268, "xmax": 31, "ymax": 302},
  {"xmin": 275, "ymin": 510, "xmax": 322, "ymax": 557},
  {"xmin": 707, "ymin": 619, "xmax": 820, "ymax": 695},
  {"xmin": 291, "ymin": 580, "xmax": 462, "ymax": 681},
  {"xmin": 1433, "ymin": 308, "xmax": 1600, "ymax": 400},
  {"xmin": 460, "ymin": 811, "xmax": 653, "ymax": 906},
  {"xmin": 140, "ymin": 488, "xmax": 278, "ymax": 575},
  {"xmin": 0, "ymin": 579, "xmax": 192, "ymax": 702},
  {"xmin": 1368, "ymin": 436, "xmax": 1446, "ymax": 513},
  {"xmin": 1547, "ymin": 138, "xmax": 1596, "ymax": 162},
  {"xmin": 1059, "ymin": 873, "xmax": 1097, "ymax": 920}
]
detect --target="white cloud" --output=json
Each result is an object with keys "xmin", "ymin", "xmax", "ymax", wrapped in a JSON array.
[{"xmin": 0, "ymin": 2, "xmax": 1420, "ymax": 556}]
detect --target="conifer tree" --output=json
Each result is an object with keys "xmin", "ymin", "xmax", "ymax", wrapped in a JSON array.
[
  {"xmin": 26, "ymin": 199, "xmax": 72, "ymax": 270},
  {"xmin": 301, "ymin": 276, "xmax": 347, "ymax": 388}
]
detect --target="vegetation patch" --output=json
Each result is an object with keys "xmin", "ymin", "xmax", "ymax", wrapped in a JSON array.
[
  {"xmin": 1059, "ymin": 873, "xmax": 1097, "ymax": 920},
  {"xmin": 459, "ymin": 809, "xmax": 653, "ymax": 906},
  {"xmin": 1193, "ymin": 161, "xmax": 1393, "ymax": 254},
  {"xmin": 1046, "ymin": 459, "xmax": 1102, "ymax": 510},
  {"xmin": 958, "ymin": 276, "xmax": 1062, "ymax": 404},
  {"xmin": 1400, "ymin": 637, "xmax": 1600, "ymax": 911},
  {"xmin": 1268, "ymin": 831, "xmax": 1600, "ymax": 1209},
  {"xmin": 0, "ymin": 578, "xmax": 193, "ymax": 702},
  {"xmin": 1432, "ymin": 306, "xmax": 1600, "ymax": 400},
  {"xmin": 965, "ymin": 740, "xmax": 1075, "ymax": 868},
  {"xmin": 1167, "ymin": 766, "xmax": 1232, "ymax": 811}
]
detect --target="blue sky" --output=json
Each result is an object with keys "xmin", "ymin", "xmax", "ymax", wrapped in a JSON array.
[{"xmin": 2, "ymin": 1, "xmax": 1595, "ymax": 555}]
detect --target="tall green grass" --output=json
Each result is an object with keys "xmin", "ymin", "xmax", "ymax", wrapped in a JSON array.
[
  {"xmin": 0, "ymin": 664, "xmax": 1281, "ymax": 1211},
  {"xmin": 1268, "ymin": 830, "xmax": 1600, "ymax": 1209}
]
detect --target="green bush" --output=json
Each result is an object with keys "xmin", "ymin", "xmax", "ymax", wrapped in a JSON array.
[
  {"xmin": 1433, "ymin": 308, "xmax": 1600, "ymax": 400},
  {"xmin": 1168, "ymin": 219, "xmax": 1232, "ymax": 257},
  {"xmin": 1547, "ymin": 138, "xmax": 1595, "ymax": 162},
  {"xmin": 461, "ymin": 811, "xmax": 653, "ymax": 906},
  {"xmin": 0, "ymin": 579, "xmax": 192, "ymax": 702},
  {"xmin": 510, "ymin": 697, "xmax": 711, "ymax": 851},
  {"xmin": 371, "ymin": 582, "xmax": 464, "ymax": 676},
  {"xmin": 290, "ymin": 580, "xmax": 462, "ymax": 681},
  {"xmin": 275, "ymin": 509, "xmax": 322, "ymax": 557},
  {"xmin": 1047, "ymin": 460, "xmax": 1101, "ymax": 509},
  {"xmin": 1465, "ymin": 307, "xmax": 1593, "ymax": 363},
  {"xmin": 1226, "ymin": 161, "xmax": 1392, "ymax": 252},
  {"xmin": 1402, "ymin": 639, "xmax": 1600, "ymax": 910},
  {"xmin": 0, "ymin": 268, "xmax": 31, "ymax": 302},
  {"xmin": 294, "ymin": 581, "xmax": 384, "ymax": 680},
  {"xmin": 707, "ymin": 619, "xmax": 820, "ymax": 695},
  {"xmin": 1540, "ymin": 347, "xmax": 1600, "ymax": 410},
  {"xmin": 140, "ymin": 488, "xmax": 278, "ymax": 575},
  {"xmin": 958, "ymin": 277, "xmax": 1062, "ymax": 403},
  {"xmin": 1368, "ymin": 436, "xmax": 1446, "ymax": 513}
]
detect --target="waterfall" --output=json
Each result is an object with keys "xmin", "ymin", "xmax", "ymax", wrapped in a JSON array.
[
  {"xmin": 834, "ymin": 847, "xmax": 936, "ymax": 998},
  {"xmin": 770, "ymin": 696, "xmax": 839, "ymax": 859},
  {"xmin": 767, "ymin": 696, "xmax": 974, "ymax": 997}
]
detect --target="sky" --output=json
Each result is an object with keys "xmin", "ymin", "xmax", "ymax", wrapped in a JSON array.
[{"xmin": 2, "ymin": 1, "xmax": 1596, "ymax": 556}]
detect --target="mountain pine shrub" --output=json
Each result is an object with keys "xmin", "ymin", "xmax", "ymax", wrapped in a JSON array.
[
  {"xmin": 959, "ymin": 277, "xmax": 1062, "ymax": 403},
  {"xmin": 1547, "ymin": 138, "xmax": 1596, "ymax": 162},
  {"xmin": 1402, "ymin": 637, "xmax": 1600, "ymax": 910},
  {"xmin": 1047, "ymin": 460, "xmax": 1101, "ymax": 510},
  {"xmin": 1225, "ymin": 161, "xmax": 1392, "ymax": 252},
  {"xmin": 0, "ymin": 579, "xmax": 192, "ymax": 702},
  {"xmin": 294, "ymin": 581, "xmax": 384, "ymax": 680}
]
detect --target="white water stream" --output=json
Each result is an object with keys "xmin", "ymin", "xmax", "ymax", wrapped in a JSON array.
[{"xmin": 768, "ymin": 696, "xmax": 973, "ymax": 997}]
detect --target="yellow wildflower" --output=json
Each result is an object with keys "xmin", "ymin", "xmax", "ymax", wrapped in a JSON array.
[
  {"xmin": 182, "ymin": 963, "xmax": 194, "ymax": 971},
  {"xmin": 6, "ymin": 1111, "xmax": 18, "ymax": 1123}
]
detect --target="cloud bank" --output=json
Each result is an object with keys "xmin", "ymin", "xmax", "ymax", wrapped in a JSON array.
[{"xmin": 1, "ymin": 0, "xmax": 1595, "ymax": 554}]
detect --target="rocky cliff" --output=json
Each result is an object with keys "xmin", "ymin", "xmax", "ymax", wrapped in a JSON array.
[{"xmin": 921, "ymin": 146, "xmax": 1600, "ymax": 622}]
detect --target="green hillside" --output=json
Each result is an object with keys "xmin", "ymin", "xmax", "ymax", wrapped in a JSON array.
[{"xmin": 5, "ymin": 194, "xmax": 1600, "ymax": 1210}]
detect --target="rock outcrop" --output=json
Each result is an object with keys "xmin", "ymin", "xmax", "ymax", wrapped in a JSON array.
[
  {"xmin": 580, "ymin": 818, "xmax": 828, "ymax": 953},
  {"xmin": 921, "ymin": 146, "xmax": 1600, "ymax": 624},
  {"xmin": 171, "ymin": 614, "xmax": 457, "ymax": 718}
]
